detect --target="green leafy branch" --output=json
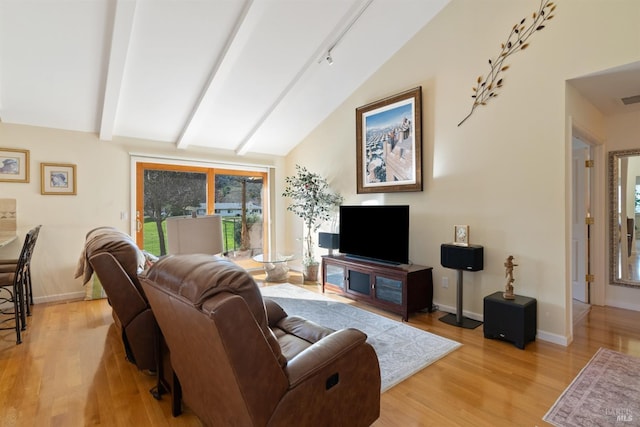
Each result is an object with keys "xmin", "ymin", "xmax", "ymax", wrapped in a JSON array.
[
  {"xmin": 282, "ymin": 165, "xmax": 343, "ymax": 265},
  {"xmin": 458, "ymin": 0, "xmax": 556, "ymax": 127}
]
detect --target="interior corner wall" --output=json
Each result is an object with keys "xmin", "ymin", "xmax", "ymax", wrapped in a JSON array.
[
  {"xmin": 0, "ymin": 123, "xmax": 283, "ymax": 303},
  {"xmin": 284, "ymin": 0, "xmax": 640, "ymax": 343}
]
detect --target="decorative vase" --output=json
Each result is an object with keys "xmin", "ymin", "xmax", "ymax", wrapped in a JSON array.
[{"xmin": 303, "ymin": 263, "xmax": 319, "ymax": 282}]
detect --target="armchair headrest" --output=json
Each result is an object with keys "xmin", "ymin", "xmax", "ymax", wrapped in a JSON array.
[
  {"xmin": 142, "ymin": 254, "xmax": 268, "ymax": 327},
  {"xmin": 84, "ymin": 227, "xmax": 145, "ymax": 279},
  {"xmin": 142, "ymin": 254, "xmax": 287, "ymax": 368}
]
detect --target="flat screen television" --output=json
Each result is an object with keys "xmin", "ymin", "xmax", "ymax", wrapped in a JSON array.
[{"xmin": 339, "ymin": 205, "xmax": 410, "ymax": 265}]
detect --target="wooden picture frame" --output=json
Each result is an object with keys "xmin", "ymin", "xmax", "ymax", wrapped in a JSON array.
[
  {"xmin": 356, "ymin": 87, "xmax": 422, "ymax": 193},
  {"xmin": 454, "ymin": 225, "xmax": 470, "ymax": 246},
  {"xmin": 41, "ymin": 163, "xmax": 77, "ymax": 195},
  {"xmin": 0, "ymin": 148, "xmax": 30, "ymax": 183}
]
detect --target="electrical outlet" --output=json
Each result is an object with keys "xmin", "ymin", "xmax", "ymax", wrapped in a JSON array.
[{"xmin": 442, "ymin": 276, "xmax": 449, "ymax": 288}]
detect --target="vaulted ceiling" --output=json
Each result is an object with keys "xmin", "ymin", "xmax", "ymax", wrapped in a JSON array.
[
  {"xmin": 0, "ymin": 0, "xmax": 449, "ymax": 156},
  {"xmin": 569, "ymin": 61, "xmax": 640, "ymax": 117}
]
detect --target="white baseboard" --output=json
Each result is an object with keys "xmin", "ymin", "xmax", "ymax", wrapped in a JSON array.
[
  {"xmin": 605, "ymin": 299, "xmax": 640, "ymax": 312},
  {"xmin": 435, "ymin": 303, "xmax": 483, "ymax": 322},
  {"xmin": 434, "ymin": 301, "xmax": 569, "ymax": 347},
  {"xmin": 34, "ymin": 291, "xmax": 85, "ymax": 305},
  {"xmin": 537, "ymin": 330, "xmax": 569, "ymax": 346}
]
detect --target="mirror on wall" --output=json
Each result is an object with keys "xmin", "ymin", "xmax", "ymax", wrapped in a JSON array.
[{"xmin": 609, "ymin": 149, "xmax": 640, "ymax": 287}]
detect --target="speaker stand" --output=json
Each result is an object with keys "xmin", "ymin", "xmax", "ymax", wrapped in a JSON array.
[{"xmin": 439, "ymin": 269, "xmax": 483, "ymax": 329}]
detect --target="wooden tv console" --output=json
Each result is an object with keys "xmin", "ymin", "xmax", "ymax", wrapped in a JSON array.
[{"xmin": 321, "ymin": 255, "xmax": 433, "ymax": 321}]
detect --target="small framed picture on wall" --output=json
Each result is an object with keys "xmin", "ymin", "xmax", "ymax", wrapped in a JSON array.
[
  {"xmin": 0, "ymin": 148, "xmax": 30, "ymax": 183},
  {"xmin": 41, "ymin": 163, "xmax": 77, "ymax": 195}
]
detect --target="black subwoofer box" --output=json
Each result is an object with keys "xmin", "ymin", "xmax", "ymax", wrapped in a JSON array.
[
  {"xmin": 483, "ymin": 292, "xmax": 537, "ymax": 349},
  {"xmin": 440, "ymin": 244, "xmax": 484, "ymax": 271}
]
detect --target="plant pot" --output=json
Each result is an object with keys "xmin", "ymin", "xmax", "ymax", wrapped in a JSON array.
[{"xmin": 303, "ymin": 263, "xmax": 320, "ymax": 282}]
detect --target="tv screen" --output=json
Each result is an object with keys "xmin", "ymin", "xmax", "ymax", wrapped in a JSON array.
[{"xmin": 339, "ymin": 205, "xmax": 409, "ymax": 265}]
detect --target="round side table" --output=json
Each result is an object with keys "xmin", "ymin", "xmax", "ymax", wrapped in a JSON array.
[{"xmin": 252, "ymin": 254, "xmax": 293, "ymax": 282}]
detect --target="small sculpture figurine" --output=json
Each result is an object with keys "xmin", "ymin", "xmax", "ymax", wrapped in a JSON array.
[{"xmin": 503, "ymin": 255, "xmax": 517, "ymax": 300}]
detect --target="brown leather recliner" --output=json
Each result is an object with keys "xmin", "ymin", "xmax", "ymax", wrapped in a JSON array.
[
  {"xmin": 140, "ymin": 254, "xmax": 381, "ymax": 427},
  {"xmin": 76, "ymin": 227, "xmax": 157, "ymax": 372}
]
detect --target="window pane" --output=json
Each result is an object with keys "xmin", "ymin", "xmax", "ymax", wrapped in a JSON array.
[
  {"xmin": 143, "ymin": 169, "xmax": 207, "ymax": 256},
  {"xmin": 214, "ymin": 173, "xmax": 264, "ymax": 258}
]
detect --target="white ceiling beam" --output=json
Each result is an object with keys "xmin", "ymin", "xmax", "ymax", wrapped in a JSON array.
[
  {"xmin": 235, "ymin": 0, "xmax": 373, "ymax": 156},
  {"xmin": 99, "ymin": 0, "xmax": 137, "ymax": 141},
  {"xmin": 234, "ymin": 0, "xmax": 374, "ymax": 156},
  {"xmin": 176, "ymin": 0, "xmax": 256, "ymax": 150}
]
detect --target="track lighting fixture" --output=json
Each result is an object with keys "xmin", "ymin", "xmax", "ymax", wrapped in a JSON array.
[
  {"xmin": 325, "ymin": 51, "xmax": 334, "ymax": 66},
  {"xmin": 317, "ymin": 0, "xmax": 373, "ymax": 67}
]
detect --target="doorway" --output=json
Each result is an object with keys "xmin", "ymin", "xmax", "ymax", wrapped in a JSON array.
[
  {"xmin": 569, "ymin": 124, "xmax": 606, "ymax": 326},
  {"xmin": 571, "ymin": 136, "xmax": 591, "ymax": 304}
]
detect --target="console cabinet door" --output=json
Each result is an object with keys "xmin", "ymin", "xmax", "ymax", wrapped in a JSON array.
[
  {"xmin": 324, "ymin": 262, "xmax": 346, "ymax": 291},
  {"xmin": 374, "ymin": 275, "xmax": 404, "ymax": 306},
  {"xmin": 346, "ymin": 267, "xmax": 372, "ymax": 299}
]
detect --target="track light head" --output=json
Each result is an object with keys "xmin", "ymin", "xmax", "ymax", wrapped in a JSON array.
[{"xmin": 325, "ymin": 51, "xmax": 334, "ymax": 66}]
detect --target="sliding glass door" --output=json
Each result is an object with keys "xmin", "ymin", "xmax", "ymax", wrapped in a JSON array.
[
  {"xmin": 135, "ymin": 162, "xmax": 267, "ymax": 258},
  {"xmin": 213, "ymin": 170, "xmax": 266, "ymax": 257}
]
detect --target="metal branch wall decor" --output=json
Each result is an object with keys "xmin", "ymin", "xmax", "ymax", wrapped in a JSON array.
[{"xmin": 458, "ymin": 0, "xmax": 556, "ymax": 127}]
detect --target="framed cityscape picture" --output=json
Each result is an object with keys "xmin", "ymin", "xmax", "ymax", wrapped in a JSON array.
[
  {"xmin": 0, "ymin": 148, "xmax": 30, "ymax": 183},
  {"xmin": 41, "ymin": 163, "xmax": 77, "ymax": 195},
  {"xmin": 355, "ymin": 87, "xmax": 422, "ymax": 193}
]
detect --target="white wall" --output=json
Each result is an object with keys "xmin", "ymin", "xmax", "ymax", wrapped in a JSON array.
[
  {"xmin": 0, "ymin": 123, "xmax": 285, "ymax": 302},
  {"xmin": 284, "ymin": 0, "xmax": 640, "ymax": 344}
]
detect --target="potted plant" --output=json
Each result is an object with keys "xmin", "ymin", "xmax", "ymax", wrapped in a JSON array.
[{"xmin": 282, "ymin": 165, "xmax": 343, "ymax": 281}]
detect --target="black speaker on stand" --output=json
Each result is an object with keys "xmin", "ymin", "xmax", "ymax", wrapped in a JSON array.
[
  {"xmin": 439, "ymin": 243, "xmax": 484, "ymax": 329},
  {"xmin": 318, "ymin": 232, "xmax": 340, "ymax": 255}
]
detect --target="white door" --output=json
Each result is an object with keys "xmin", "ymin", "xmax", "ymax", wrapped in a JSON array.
[{"xmin": 571, "ymin": 140, "xmax": 590, "ymax": 303}]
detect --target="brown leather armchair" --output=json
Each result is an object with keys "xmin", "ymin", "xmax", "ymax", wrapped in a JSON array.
[
  {"xmin": 140, "ymin": 254, "xmax": 381, "ymax": 427},
  {"xmin": 76, "ymin": 227, "xmax": 157, "ymax": 372}
]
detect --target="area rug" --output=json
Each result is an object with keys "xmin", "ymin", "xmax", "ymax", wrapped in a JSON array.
[
  {"xmin": 543, "ymin": 348, "xmax": 640, "ymax": 426},
  {"xmin": 260, "ymin": 283, "xmax": 461, "ymax": 392}
]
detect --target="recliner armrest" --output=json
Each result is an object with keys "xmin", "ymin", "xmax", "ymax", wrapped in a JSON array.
[
  {"xmin": 89, "ymin": 252, "xmax": 148, "ymax": 326},
  {"xmin": 284, "ymin": 328, "xmax": 367, "ymax": 387},
  {"xmin": 264, "ymin": 298, "xmax": 287, "ymax": 326}
]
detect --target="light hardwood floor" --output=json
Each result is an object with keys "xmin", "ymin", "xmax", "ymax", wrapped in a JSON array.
[{"xmin": 1, "ymin": 275, "xmax": 639, "ymax": 427}]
